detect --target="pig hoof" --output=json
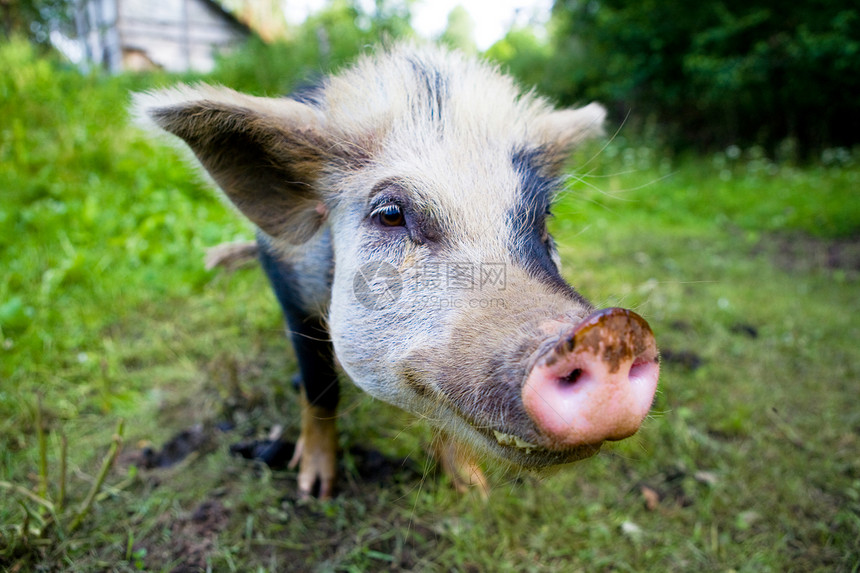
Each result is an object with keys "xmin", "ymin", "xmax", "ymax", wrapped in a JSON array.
[
  {"xmin": 291, "ymin": 401, "xmax": 338, "ymax": 500},
  {"xmin": 433, "ymin": 432, "xmax": 489, "ymax": 499}
]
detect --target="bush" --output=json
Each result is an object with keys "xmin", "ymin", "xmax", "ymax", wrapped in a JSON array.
[{"xmin": 534, "ymin": 1, "xmax": 860, "ymax": 154}]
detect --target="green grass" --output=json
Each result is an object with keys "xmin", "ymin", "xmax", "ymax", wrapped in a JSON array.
[{"xmin": 2, "ymin": 39, "xmax": 859, "ymax": 571}]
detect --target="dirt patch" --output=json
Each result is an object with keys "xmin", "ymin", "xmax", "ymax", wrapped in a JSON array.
[
  {"xmin": 756, "ymin": 233, "xmax": 860, "ymax": 278},
  {"xmin": 228, "ymin": 437, "xmax": 424, "ymax": 489},
  {"xmin": 142, "ymin": 425, "xmax": 214, "ymax": 468},
  {"xmin": 660, "ymin": 348, "xmax": 704, "ymax": 371},
  {"xmin": 730, "ymin": 323, "xmax": 759, "ymax": 338},
  {"xmin": 126, "ymin": 421, "xmax": 428, "ymax": 570},
  {"xmin": 143, "ymin": 500, "xmax": 229, "ymax": 573},
  {"xmin": 119, "ymin": 424, "xmax": 224, "ymax": 470},
  {"xmin": 229, "ymin": 437, "xmax": 296, "ymax": 468},
  {"xmin": 637, "ymin": 465, "xmax": 717, "ymax": 510}
]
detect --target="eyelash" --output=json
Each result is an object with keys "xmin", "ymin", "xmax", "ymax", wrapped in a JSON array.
[{"xmin": 370, "ymin": 203, "xmax": 406, "ymax": 227}]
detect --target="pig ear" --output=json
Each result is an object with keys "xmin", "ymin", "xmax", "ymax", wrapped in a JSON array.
[
  {"xmin": 133, "ymin": 84, "xmax": 329, "ymax": 244},
  {"xmin": 534, "ymin": 102, "xmax": 607, "ymax": 166}
]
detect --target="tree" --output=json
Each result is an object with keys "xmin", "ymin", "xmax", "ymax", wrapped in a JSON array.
[
  {"xmin": 212, "ymin": 0, "xmax": 416, "ymax": 95},
  {"xmin": 367, "ymin": 0, "xmax": 415, "ymax": 40},
  {"xmin": 1, "ymin": 0, "xmax": 71, "ymax": 44},
  {"xmin": 548, "ymin": 0, "xmax": 860, "ymax": 152},
  {"xmin": 439, "ymin": 5, "xmax": 477, "ymax": 54},
  {"xmin": 485, "ymin": 26, "xmax": 552, "ymax": 96}
]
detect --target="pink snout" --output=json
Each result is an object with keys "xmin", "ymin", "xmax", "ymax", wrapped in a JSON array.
[{"xmin": 522, "ymin": 308, "xmax": 660, "ymax": 449}]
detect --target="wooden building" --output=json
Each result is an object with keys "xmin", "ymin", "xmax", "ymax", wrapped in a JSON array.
[{"xmin": 70, "ymin": 0, "xmax": 251, "ymax": 73}]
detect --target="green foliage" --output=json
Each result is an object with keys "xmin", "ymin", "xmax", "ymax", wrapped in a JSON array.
[
  {"xmin": 438, "ymin": 5, "xmax": 477, "ymax": 54},
  {"xmin": 211, "ymin": 0, "xmax": 416, "ymax": 95},
  {"xmin": 484, "ymin": 26, "xmax": 552, "ymax": 94},
  {"xmin": 0, "ymin": 37, "xmax": 248, "ymax": 416},
  {"xmin": 570, "ymin": 140, "xmax": 860, "ymax": 239},
  {"xmin": 0, "ymin": 394, "xmax": 130, "ymax": 564},
  {"xmin": 0, "ymin": 0, "xmax": 70, "ymax": 45},
  {"xmin": 538, "ymin": 0, "xmax": 860, "ymax": 152},
  {"xmin": 0, "ymin": 37, "xmax": 256, "ymax": 565},
  {"xmin": 2, "ymin": 35, "xmax": 859, "ymax": 571}
]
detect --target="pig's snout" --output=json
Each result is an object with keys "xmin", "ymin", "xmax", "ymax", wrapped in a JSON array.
[{"xmin": 522, "ymin": 308, "xmax": 659, "ymax": 450}]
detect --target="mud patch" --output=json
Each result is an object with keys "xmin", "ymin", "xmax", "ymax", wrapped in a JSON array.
[
  {"xmin": 143, "ymin": 500, "xmax": 229, "ymax": 573},
  {"xmin": 342, "ymin": 444, "xmax": 423, "ymax": 486},
  {"xmin": 730, "ymin": 323, "xmax": 759, "ymax": 338},
  {"xmin": 122, "ymin": 424, "xmax": 220, "ymax": 469},
  {"xmin": 228, "ymin": 437, "xmax": 423, "ymax": 490},
  {"xmin": 229, "ymin": 437, "xmax": 296, "ymax": 468},
  {"xmin": 660, "ymin": 348, "xmax": 704, "ymax": 371},
  {"xmin": 756, "ymin": 233, "xmax": 860, "ymax": 278}
]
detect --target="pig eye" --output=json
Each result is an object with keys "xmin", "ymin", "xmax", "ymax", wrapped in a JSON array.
[{"xmin": 372, "ymin": 203, "xmax": 406, "ymax": 227}]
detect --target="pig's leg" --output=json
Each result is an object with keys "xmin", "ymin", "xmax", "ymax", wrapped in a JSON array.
[
  {"xmin": 432, "ymin": 432, "xmax": 489, "ymax": 498},
  {"xmin": 257, "ymin": 239, "xmax": 339, "ymax": 499},
  {"xmin": 290, "ymin": 388, "xmax": 337, "ymax": 499}
]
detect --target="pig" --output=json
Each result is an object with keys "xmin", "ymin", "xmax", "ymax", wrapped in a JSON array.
[{"xmin": 133, "ymin": 44, "xmax": 660, "ymax": 499}]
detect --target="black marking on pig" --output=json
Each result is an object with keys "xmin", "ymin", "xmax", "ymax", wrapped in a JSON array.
[
  {"xmin": 508, "ymin": 147, "xmax": 589, "ymax": 305},
  {"xmin": 407, "ymin": 56, "xmax": 448, "ymax": 126},
  {"xmin": 289, "ymin": 78, "xmax": 326, "ymax": 107},
  {"xmin": 257, "ymin": 234, "xmax": 340, "ymax": 410}
]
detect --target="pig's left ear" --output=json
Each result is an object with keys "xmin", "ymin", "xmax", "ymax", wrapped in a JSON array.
[
  {"xmin": 534, "ymin": 102, "xmax": 607, "ymax": 168},
  {"xmin": 133, "ymin": 84, "xmax": 333, "ymax": 244}
]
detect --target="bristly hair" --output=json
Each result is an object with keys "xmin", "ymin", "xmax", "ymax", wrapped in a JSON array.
[{"xmin": 405, "ymin": 55, "xmax": 449, "ymax": 127}]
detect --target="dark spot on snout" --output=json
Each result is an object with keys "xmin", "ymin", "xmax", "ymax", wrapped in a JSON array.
[
  {"xmin": 585, "ymin": 324, "xmax": 628, "ymax": 374},
  {"xmin": 547, "ymin": 311, "xmax": 655, "ymax": 374},
  {"xmin": 577, "ymin": 313, "xmax": 651, "ymax": 374},
  {"xmin": 551, "ymin": 334, "xmax": 575, "ymax": 358}
]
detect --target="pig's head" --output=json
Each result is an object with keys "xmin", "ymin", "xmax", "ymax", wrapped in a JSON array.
[{"xmin": 135, "ymin": 46, "xmax": 659, "ymax": 469}]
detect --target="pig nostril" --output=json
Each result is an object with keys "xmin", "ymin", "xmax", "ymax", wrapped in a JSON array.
[
  {"xmin": 629, "ymin": 360, "xmax": 653, "ymax": 381},
  {"xmin": 559, "ymin": 368, "xmax": 583, "ymax": 386},
  {"xmin": 523, "ymin": 308, "xmax": 660, "ymax": 448}
]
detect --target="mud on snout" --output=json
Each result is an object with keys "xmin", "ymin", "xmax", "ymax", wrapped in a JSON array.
[{"xmin": 434, "ymin": 307, "xmax": 660, "ymax": 469}]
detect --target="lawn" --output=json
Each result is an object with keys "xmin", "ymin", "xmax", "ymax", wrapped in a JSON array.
[{"xmin": 1, "ymin": 40, "xmax": 858, "ymax": 571}]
